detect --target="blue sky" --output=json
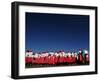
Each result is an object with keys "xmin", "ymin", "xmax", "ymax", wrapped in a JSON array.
[{"xmin": 25, "ymin": 12, "xmax": 89, "ymax": 53}]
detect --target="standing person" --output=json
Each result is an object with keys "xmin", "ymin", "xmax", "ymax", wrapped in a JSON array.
[
  {"xmin": 44, "ymin": 54, "xmax": 50, "ymax": 65},
  {"xmin": 39, "ymin": 54, "xmax": 42, "ymax": 65},
  {"xmin": 84, "ymin": 50, "xmax": 89, "ymax": 64},
  {"xmin": 54, "ymin": 52, "xmax": 59, "ymax": 65},
  {"xmin": 25, "ymin": 50, "xmax": 33, "ymax": 67},
  {"xmin": 32, "ymin": 56, "xmax": 36, "ymax": 65},
  {"xmin": 58, "ymin": 51, "xmax": 64, "ymax": 65},
  {"xmin": 25, "ymin": 55, "xmax": 29, "ymax": 66},
  {"xmin": 74, "ymin": 52, "xmax": 78, "ymax": 64},
  {"xmin": 67, "ymin": 51, "xmax": 71, "ymax": 64},
  {"xmin": 64, "ymin": 52, "xmax": 68, "ymax": 65},
  {"xmin": 85, "ymin": 54, "xmax": 89, "ymax": 64},
  {"xmin": 71, "ymin": 52, "xmax": 75, "ymax": 64},
  {"xmin": 41, "ymin": 55, "xmax": 45, "ymax": 65},
  {"xmin": 55, "ymin": 55, "xmax": 59, "ymax": 65},
  {"xmin": 35, "ymin": 54, "xmax": 39, "ymax": 65},
  {"xmin": 48, "ymin": 54, "xmax": 55, "ymax": 65},
  {"xmin": 78, "ymin": 50, "xmax": 83, "ymax": 64},
  {"xmin": 61, "ymin": 51, "xmax": 66, "ymax": 64}
]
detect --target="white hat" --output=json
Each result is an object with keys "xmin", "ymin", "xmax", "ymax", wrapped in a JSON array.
[{"xmin": 84, "ymin": 50, "xmax": 88, "ymax": 54}]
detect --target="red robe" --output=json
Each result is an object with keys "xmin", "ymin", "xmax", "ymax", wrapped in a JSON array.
[
  {"xmin": 35, "ymin": 57, "xmax": 39, "ymax": 64},
  {"xmin": 85, "ymin": 54, "xmax": 89, "ymax": 62},
  {"xmin": 48, "ymin": 56, "xmax": 55, "ymax": 65},
  {"xmin": 44, "ymin": 56, "xmax": 49, "ymax": 64},
  {"xmin": 40, "ymin": 57, "xmax": 45, "ymax": 64},
  {"xmin": 79, "ymin": 54, "xmax": 83, "ymax": 62},
  {"xmin": 25, "ymin": 57, "xmax": 32, "ymax": 63},
  {"xmin": 55, "ymin": 56, "xmax": 58, "ymax": 64},
  {"xmin": 71, "ymin": 57, "xmax": 76, "ymax": 63},
  {"xmin": 58, "ymin": 56, "xmax": 64, "ymax": 63},
  {"xmin": 67, "ymin": 56, "xmax": 72, "ymax": 63},
  {"xmin": 63, "ymin": 57, "xmax": 67, "ymax": 63},
  {"xmin": 25, "ymin": 57, "xmax": 29, "ymax": 63},
  {"xmin": 32, "ymin": 57, "xmax": 36, "ymax": 64}
]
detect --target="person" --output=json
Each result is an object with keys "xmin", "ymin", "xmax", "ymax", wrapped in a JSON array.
[
  {"xmin": 44, "ymin": 55, "xmax": 49, "ymax": 65},
  {"xmin": 78, "ymin": 50, "xmax": 83, "ymax": 64},
  {"xmin": 84, "ymin": 50, "xmax": 89, "ymax": 64},
  {"xmin": 74, "ymin": 52, "xmax": 78, "ymax": 64},
  {"xmin": 26, "ymin": 56, "xmax": 33, "ymax": 66},
  {"xmin": 25, "ymin": 55, "xmax": 29, "ymax": 66},
  {"xmin": 49, "ymin": 55, "xmax": 55, "ymax": 65},
  {"xmin": 25, "ymin": 50, "xmax": 33, "ymax": 66},
  {"xmin": 58, "ymin": 54, "xmax": 64, "ymax": 65},
  {"xmin": 85, "ymin": 54, "xmax": 89, "ymax": 64}
]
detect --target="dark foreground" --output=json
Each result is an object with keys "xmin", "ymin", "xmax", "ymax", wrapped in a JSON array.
[{"xmin": 25, "ymin": 62, "xmax": 89, "ymax": 68}]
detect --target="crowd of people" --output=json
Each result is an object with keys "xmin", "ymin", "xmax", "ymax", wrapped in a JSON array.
[{"xmin": 25, "ymin": 49, "xmax": 89, "ymax": 67}]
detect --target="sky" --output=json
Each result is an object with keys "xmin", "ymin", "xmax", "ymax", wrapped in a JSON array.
[{"xmin": 25, "ymin": 12, "xmax": 89, "ymax": 53}]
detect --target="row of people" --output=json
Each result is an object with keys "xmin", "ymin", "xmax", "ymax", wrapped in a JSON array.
[{"xmin": 25, "ymin": 50, "xmax": 89, "ymax": 66}]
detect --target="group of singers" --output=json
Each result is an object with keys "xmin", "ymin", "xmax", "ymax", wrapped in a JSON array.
[{"xmin": 25, "ymin": 50, "xmax": 89, "ymax": 67}]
